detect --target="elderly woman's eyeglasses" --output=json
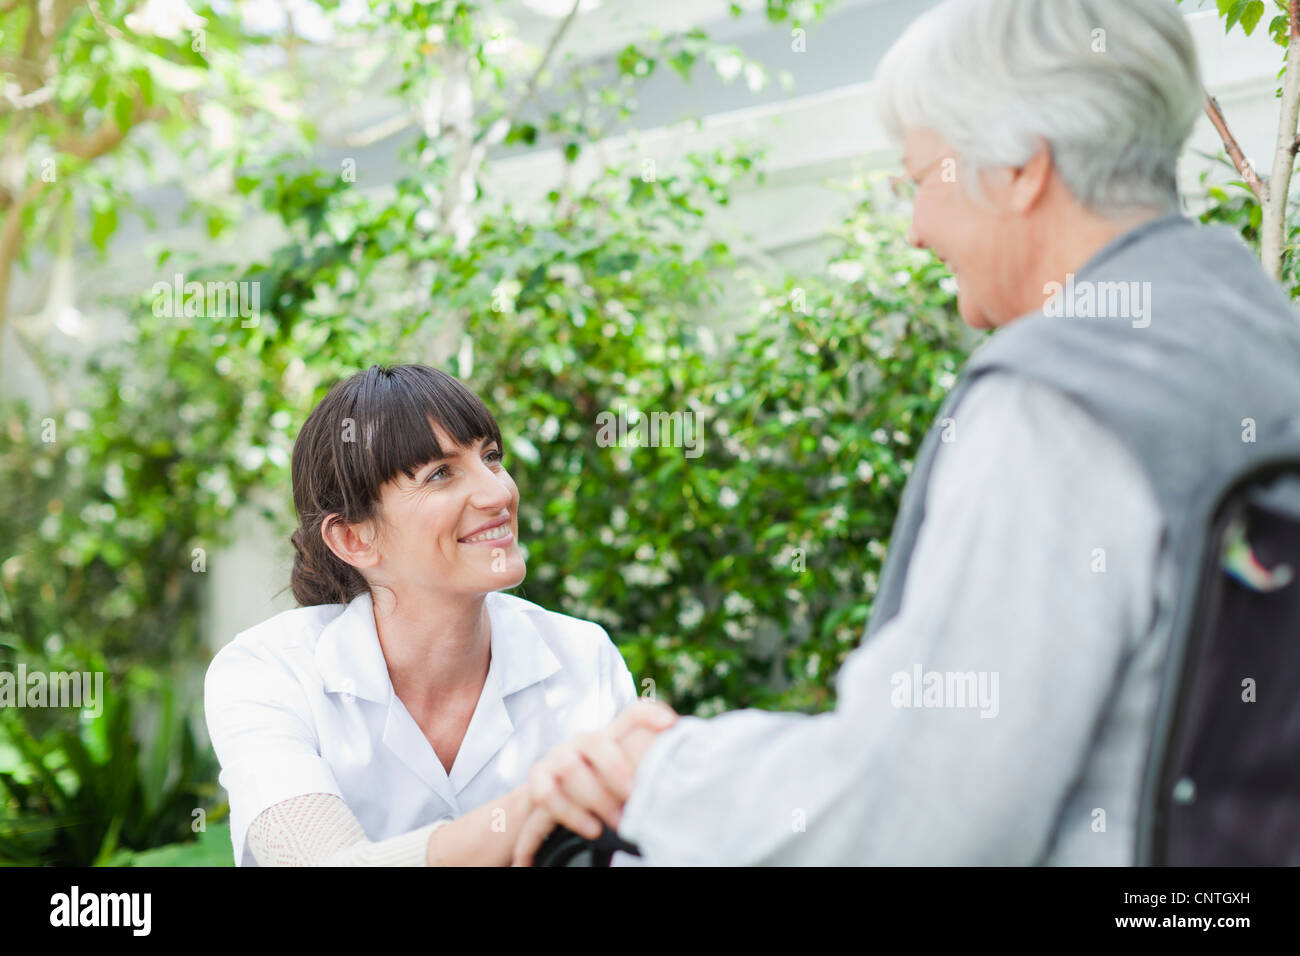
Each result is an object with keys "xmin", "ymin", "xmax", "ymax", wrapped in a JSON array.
[{"xmin": 889, "ymin": 155, "xmax": 951, "ymax": 202}]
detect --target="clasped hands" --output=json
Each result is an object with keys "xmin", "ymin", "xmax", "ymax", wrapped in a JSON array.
[{"xmin": 511, "ymin": 700, "xmax": 678, "ymax": 866}]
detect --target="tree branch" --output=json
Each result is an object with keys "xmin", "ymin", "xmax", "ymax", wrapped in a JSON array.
[
  {"xmin": 53, "ymin": 100, "xmax": 168, "ymax": 158},
  {"xmin": 86, "ymin": 0, "xmax": 125, "ymax": 41},
  {"xmin": 340, "ymin": 110, "xmax": 416, "ymax": 148},
  {"xmin": 19, "ymin": 0, "xmax": 44, "ymax": 84},
  {"xmin": 0, "ymin": 84, "xmax": 55, "ymax": 116},
  {"xmin": 0, "ymin": 177, "xmax": 51, "ymax": 350},
  {"xmin": 1204, "ymin": 91, "xmax": 1268, "ymax": 203},
  {"xmin": 475, "ymin": 0, "xmax": 583, "ymax": 147},
  {"xmin": 1, "ymin": 98, "xmax": 166, "ymax": 338},
  {"xmin": 10, "ymin": 320, "xmax": 67, "ymax": 410}
]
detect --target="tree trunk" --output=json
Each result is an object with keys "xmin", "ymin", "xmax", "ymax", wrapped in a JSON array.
[{"xmin": 1262, "ymin": 18, "xmax": 1300, "ymax": 279}]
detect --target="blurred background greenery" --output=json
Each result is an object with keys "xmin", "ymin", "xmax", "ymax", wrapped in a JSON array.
[{"xmin": 0, "ymin": 0, "xmax": 1290, "ymax": 865}]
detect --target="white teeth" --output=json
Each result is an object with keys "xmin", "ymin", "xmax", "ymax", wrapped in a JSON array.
[{"xmin": 462, "ymin": 524, "xmax": 509, "ymax": 543}]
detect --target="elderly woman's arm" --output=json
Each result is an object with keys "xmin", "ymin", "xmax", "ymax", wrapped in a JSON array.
[{"xmin": 246, "ymin": 786, "xmax": 531, "ymax": 866}]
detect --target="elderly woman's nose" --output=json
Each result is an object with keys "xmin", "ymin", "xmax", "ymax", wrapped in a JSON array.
[{"xmin": 905, "ymin": 218, "xmax": 925, "ymax": 249}]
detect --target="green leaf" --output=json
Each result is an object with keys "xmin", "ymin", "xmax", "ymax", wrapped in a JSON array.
[
  {"xmin": 1269, "ymin": 13, "xmax": 1289, "ymax": 44},
  {"xmin": 94, "ymin": 814, "xmax": 125, "ymax": 866},
  {"xmin": 141, "ymin": 687, "xmax": 176, "ymax": 820},
  {"xmin": 90, "ymin": 201, "xmax": 117, "ymax": 252},
  {"xmin": 669, "ymin": 49, "xmax": 698, "ymax": 82},
  {"xmin": 616, "ymin": 44, "xmax": 654, "ymax": 78},
  {"xmin": 0, "ymin": 718, "xmax": 67, "ymax": 812},
  {"xmin": 1241, "ymin": 0, "xmax": 1266, "ymax": 34},
  {"xmin": 506, "ymin": 123, "xmax": 539, "ymax": 146},
  {"xmin": 117, "ymin": 822, "xmax": 235, "ymax": 867},
  {"xmin": 113, "ymin": 91, "xmax": 136, "ymax": 131},
  {"xmin": 137, "ymin": 68, "xmax": 154, "ymax": 108},
  {"xmin": 1222, "ymin": 0, "xmax": 1245, "ymax": 30},
  {"xmin": 450, "ymin": 13, "xmax": 473, "ymax": 49},
  {"xmin": 90, "ymin": 74, "xmax": 111, "ymax": 109},
  {"xmin": 205, "ymin": 208, "xmax": 230, "ymax": 238}
]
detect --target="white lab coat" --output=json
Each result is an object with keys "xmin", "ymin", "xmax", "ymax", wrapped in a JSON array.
[{"xmin": 204, "ymin": 590, "xmax": 638, "ymax": 866}]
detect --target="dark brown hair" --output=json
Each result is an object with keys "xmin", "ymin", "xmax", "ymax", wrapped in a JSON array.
[{"xmin": 289, "ymin": 364, "xmax": 504, "ymax": 606}]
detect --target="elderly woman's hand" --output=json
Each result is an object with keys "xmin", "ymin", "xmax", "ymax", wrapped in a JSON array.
[{"xmin": 512, "ymin": 700, "xmax": 678, "ymax": 866}]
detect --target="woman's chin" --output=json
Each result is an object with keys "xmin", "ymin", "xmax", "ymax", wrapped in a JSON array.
[
  {"xmin": 957, "ymin": 290, "xmax": 995, "ymax": 330},
  {"xmin": 483, "ymin": 559, "xmax": 526, "ymax": 592}
]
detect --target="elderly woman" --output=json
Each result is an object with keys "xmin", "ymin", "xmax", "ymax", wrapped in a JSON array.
[
  {"xmin": 512, "ymin": 0, "xmax": 1300, "ymax": 865},
  {"xmin": 205, "ymin": 364, "xmax": 675, "ymax": 866}
]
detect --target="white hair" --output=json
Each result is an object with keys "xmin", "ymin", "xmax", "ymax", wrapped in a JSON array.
[{"xmin": 873, "ymin": 0, "xmax": 1204, "ymax": 217}]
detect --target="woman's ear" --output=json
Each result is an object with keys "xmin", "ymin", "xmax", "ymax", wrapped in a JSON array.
[
  {"xmin": 1007, "ymin": 139, "xmax": 1053, "ymax": 214},
  {"xmin": 320, "ymin": 514, "xmax": 381, "ymax": 571}
]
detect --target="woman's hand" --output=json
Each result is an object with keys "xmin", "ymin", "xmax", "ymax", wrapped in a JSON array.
[{"xmin": 512, "ymin": 700, "xmax": 678, "ymax": 866}]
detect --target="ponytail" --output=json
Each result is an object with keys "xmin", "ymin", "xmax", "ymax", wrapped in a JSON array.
[{"xmin": 289, "ymin": 524, "xmax": 368, "ymax": 607}]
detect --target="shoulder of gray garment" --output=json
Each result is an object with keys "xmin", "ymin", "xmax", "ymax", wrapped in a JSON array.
[{"xmin": 866, "ymin": 214, "xmax": 1300, "ymax": 638}]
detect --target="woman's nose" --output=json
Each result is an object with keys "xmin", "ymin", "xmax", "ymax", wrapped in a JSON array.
[
  {"xmin": 905, "ymin": 217, "xmax": 925, "ymax": 250},
  {"xmin": 468, "ymin": 462, "xmax": 512, "ymax": 510}
]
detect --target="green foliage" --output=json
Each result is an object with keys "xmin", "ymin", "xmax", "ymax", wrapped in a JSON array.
[
  {"xmin": 457, "ymin": 176, "xmax": 964, "ymax": 715},
  {"xmin": 108, "ymin": 147, "xmax": 961, "ymax": 723},
  {"xmin": 0, "ymin": 669, "xmax": 218, "ymax": 866},
  {"xmin": 111, "ymin": 821, "xmax": 233, "ymax": 867},
  {"xmin": 0, "ymin": 0, "xmax": 308, "ymax": 277},
  {"xmin": 1, "ymin": 158, "xmax": 958, "ymax": 861},
  {"xmin": 1177, "ymin": 0, "xmax": 1292, "ymax": 45},
  {"xmin": 1191, "ymin": 152, "xmax": 1300, "ymax": 294},
  {"xmin": 7, "ymin": 0, "xmax": 953, "ymax": 863}
]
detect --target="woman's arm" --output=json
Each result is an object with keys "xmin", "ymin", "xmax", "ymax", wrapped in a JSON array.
[
  {"xmin": 424, "ymin": 786, "xmax": 531, "ymax": 866},
  {"xmin": 245, "ymin": 701, "xmax": 675, "ymax": 866},
  {"xmin": 246, "ymin": 787, "xmax": 532, "ymax": 866}
]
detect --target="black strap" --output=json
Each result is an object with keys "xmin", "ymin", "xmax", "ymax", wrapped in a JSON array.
[{"xmin": 533, "ymin": 824, "xmax": 642, "ymax": 867}]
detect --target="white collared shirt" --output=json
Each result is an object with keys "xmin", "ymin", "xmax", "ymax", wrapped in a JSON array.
[{"xmin": 204, "ymin": 590, "xmax": 638, "ymax": 866}]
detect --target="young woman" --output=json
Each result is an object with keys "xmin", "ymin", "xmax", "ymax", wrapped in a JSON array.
[{"xmin": 204, "ymin": 364, "xmax": 674, "ymax": 866}]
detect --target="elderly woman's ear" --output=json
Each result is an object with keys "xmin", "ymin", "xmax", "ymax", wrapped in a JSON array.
[
  {"xmin": 972, "ymin": 141, "xmax": 1053, "ymax": 213},
  {"xmin": 1006, "ymin": 141, "xmax": 1054, "ymax": 213}
]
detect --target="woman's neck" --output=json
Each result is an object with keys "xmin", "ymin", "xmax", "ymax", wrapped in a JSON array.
[{"xmin": 370, "ymin": 587, "xmax": 492, "ymax": 712}]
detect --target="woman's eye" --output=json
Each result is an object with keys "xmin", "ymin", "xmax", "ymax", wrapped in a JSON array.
[
  {"xmin": 426, "ymin": 466, "xmax": 450, "ymax": 483},
  {"xmin": 485, "ymin": 449, "xmax": 504, "ymax": 464}
]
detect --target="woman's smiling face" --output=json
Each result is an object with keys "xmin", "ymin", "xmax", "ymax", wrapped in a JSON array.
[{"xmin": 370, "ymin": 422, "xmax": 526, "ymax": 600}]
